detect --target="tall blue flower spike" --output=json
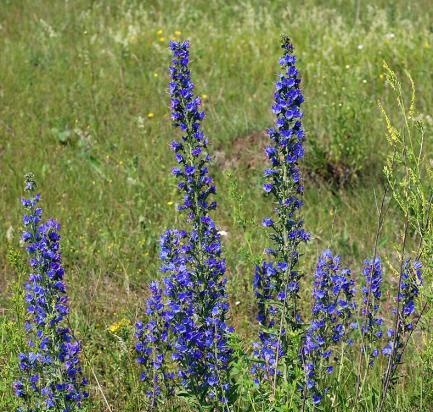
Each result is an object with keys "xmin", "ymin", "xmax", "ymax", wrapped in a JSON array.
[
  {"xmin": 252, "ymin": 35, "xmax": 309, "ymax": 385},
  {"xmin": 302, "ymin": 250, "xmax": 355, "ymax": 405},
  {"xmin": 360, "ymin": 257, "xmax": 384, "ymax": 366},
  {"xmin": 382, "ymin": 259, "xmax": 423, "ymax": 377},
  {"xmin": 136, "ymin": 41, "xmax": 232, "ymax": 409},
  {"xmin": 14, "ymin": 173, "xmax": 88, "ymax": 411}
]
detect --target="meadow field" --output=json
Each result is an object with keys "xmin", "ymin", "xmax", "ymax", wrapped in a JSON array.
[{"xmin": 1, "ymin": 1, "xmax": 433, "ymax": 411}]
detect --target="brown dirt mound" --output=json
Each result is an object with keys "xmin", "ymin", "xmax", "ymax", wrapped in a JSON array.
[{"xmin": 214, "ymin": 130, "xmax": 268, "ymax": 170}]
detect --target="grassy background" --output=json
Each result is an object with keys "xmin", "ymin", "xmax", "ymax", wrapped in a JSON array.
[{"xmin": 1, "ymin": 0, "xmax": 432, "ymax": 410}]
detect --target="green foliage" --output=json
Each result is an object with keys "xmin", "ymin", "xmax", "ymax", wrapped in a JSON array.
[
  {"xmin": 380, "ymin": 63, "xmax": 433, "ymax": 266},
  {"xmin": 0, "ymin": 249, "xmax": 27, "ymax": 411},
  {"xmin": 309, "ymin": 76, "xmax": 370, "ymax": 186}
]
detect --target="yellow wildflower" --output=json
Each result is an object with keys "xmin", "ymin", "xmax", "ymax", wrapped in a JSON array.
[
  {"xmin": 147, "ymin": 112, "xmax": 154, "ymax": 119},
  {"xmin": 108, "ymin": 318, "xmax": 130, "ymax": 333},
  {"xmin": 157, "ymin": 29, "xmax": 163, "ymax": 35}
]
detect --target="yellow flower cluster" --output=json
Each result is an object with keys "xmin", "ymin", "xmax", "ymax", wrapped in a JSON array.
[
  {"xmin": 156, "ymin": 29, "xmax": 182, "ymax": 43},
  {"xmin": 108, "ymin": 318, "xmax": 130, "ymax": 333}
]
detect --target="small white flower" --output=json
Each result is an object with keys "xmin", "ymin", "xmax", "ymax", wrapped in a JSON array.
[
  {"xmin": 357, "ymin": 44, "xmax": 364, "ymax": 50},
  {"xmin": 39, "ymin": 19, "xmax": 58, "ymax": 38},
  {"xmin": 235, "ymin": 301, "xmax": 241, "ymax": 306},
  {"xmin": 6, "ymin": 226, "xmax": 14, "ymax": 242},
  {"xmin": 218, "ymin": 230, "xmax": 228, "ymax": 237},
  {"xmin": 127, "ymin": 177, "xmax": 137, "ymax": 186},
  {"xmin": 137, "ymin": 116, "xmax": 145, "ymax": 129}
]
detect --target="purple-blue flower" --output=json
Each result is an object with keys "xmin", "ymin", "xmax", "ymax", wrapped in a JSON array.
[
  {"xmin": 252, "ymin": 36, "xmax": 309, "ymax": 385},
  {"xmin": 382, "ymin": 259, "xmax": 423, "ymax": 377},
  {"xmin": 136, "ymin": 41, "xmax": 232, "ymax": 409},
  {"xmin": 302, "ymin": 250, "xmax": 355, "ymax": 404},
  {"xmin": 359, "ymin": 257, "xmax": 384, "ymax": 366},
  {"xmin": 14, "ymin": 173, "xmax": 88, "ymax": 411},
  {"xmin": 135, "ymin": 281, "xmax": 174, "ymax": 407}
]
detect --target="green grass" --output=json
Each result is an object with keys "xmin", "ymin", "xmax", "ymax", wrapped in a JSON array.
[{"xmin": 1, "ymin": 0, "xmax": 432, "ymax": 410}]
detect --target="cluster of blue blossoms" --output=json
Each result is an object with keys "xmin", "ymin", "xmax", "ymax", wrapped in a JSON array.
[
  {"xmin": 252, "ymin": 36, "xmax": 309, "ymax": 383},
  {"xmin": 382, "ymin": 259, "xmax": 423, "ymax": 375},
  {"xmin": 135, "ymin": 280, "xmax": 174, "ymax": 407},
  {"xmin": 14, "ymin": 174, "xmax": 88, "ymax": 411},
  {"xmin": 360, "ymin": 257, "xmax": 384, "ymax": 366},
  {"xmin": 302, "ymin": 250, "xmax": 355, "ymax": 404},
  {"xmin": 135, "ymin": 40, "xmax": 232, "ymax": 408},
  {"xmin": 249, "ymin": 36, "xmax": 425, "ymax": 406}
]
